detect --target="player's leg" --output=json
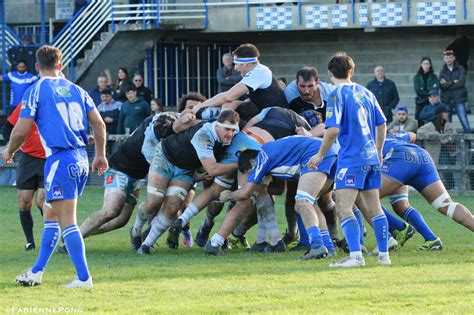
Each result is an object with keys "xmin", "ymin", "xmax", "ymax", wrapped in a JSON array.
[
  {"xmin": 18, "ymin": 189, "xmax": 37, "ymax": 250},
  {"xmin": 296, "ymin": 172, "xmax": 330, "ymax": 260},
  {"xmin": 318, "ymin": 191, "xmax": 338, "ymax": 241},
  {"xmin": 139, "ymin": 176, "xmax": 193, "ymax": 253},
  {"xmin": 283, "ymin": 181, "xmax": 300, "ymax": 246},
  {"xmin": 256, "ymin": 188, "xmax": 284, "ymax": 252},
  {"xmin": 35, "ymin": 188, "xmax": 46, "ymax": 217},
  {"xmin": 421, "ymin": 181, "xmax": 474, "ymax": 232}
]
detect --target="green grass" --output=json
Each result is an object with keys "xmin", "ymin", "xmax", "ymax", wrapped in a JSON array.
[{"xmin": 0, "ymin": 186, "xmax": 473, "ymax": 314}]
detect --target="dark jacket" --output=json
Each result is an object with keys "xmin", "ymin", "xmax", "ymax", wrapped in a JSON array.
[
  {"xmin": 439, "ymin": 62, "xmax": 468, "ymax": 105},
  {"xmin": 366, "ymin": 78, "xmax": 399, "ymax": 119},
  {"xmin": 413, "ymin": 73, "xmax": 439, "ymax": 104},
  {"xmin": 115, "ymin": 79, "xmax": 134, "ymax": 103},
  {"xmin": 418, "ymin": 101, "xmax": 449, "ymax": 123},
  {"xmin": 216, "ymin": 66, "xmax": 242, "ymax": 93},
  {"xmin": 136, "ymin": 86, "xmax": 153, "ymax": 104},
  {"xmin": 88, "ymin": 85, "xmax": 116, "ymax": 106},
  {"xmin": 117, "ymin": 98, "xmax": 151, "ymax": 134}
]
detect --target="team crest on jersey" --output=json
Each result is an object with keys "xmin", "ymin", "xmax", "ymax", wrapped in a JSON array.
[
  {"xmin": 106, "ymin": 175, "xmax": 115, "ymax": 185},
  {"xmin": 56, "ymin": 86, "xmax": 72, "ymax": 97},
  {"xmin": 345, "ymin": 174, "xmax": 356, "ymax": 186},
  {"xmin": 52, "ymin": 185, "xmax": 63, "ymax": 199},
  {"xmin": 354, "ymin": 92, "xmax": 365, "ymax": 105}
]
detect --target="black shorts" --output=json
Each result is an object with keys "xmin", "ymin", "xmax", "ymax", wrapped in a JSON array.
[{"xmin": 16, "ymin": 153, "xmax": 45, "ymax": 190}]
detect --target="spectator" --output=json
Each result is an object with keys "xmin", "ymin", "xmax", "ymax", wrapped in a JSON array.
[
  {"xmin": 419, "ymin": 89, "xmax": 448, "ymax": 124},
  {"xmin": 413, "ymin": 56, "xmax": 439, "ymax": 126},
  {"xmin": 278, "ymin": 77, "xmax": 287, "ymax": 89},
  {"xmin": 216, "ymin": 53, "xmax": 242, "ymax": 93},
  {"xmin": 418, "ymin": 106, "xmax": 458, "ymax": 189},
  {"xmin": 97, "ymin": 88, "xmax": 122, "ymax": 134},
  {"xmin": 446, "ymin": 28, "xmax": 470, "ymax": 72},
  {"xmin": 88, "ymin": 73, "xmax": 113, "ymax": 106},
  {"xmin": 366, "ymin": 65, "xmax": 399, "ymax": 123},
  {"xmin": 117, "ymin": 85, "xmax": 150, "ymax": 134},
  {"xmin": 439, "ymin": 50, "xmax": 471, "ymax": 133},
  {"xmin": 133, "ymin": 74, "xmax": 153, "ymax": 104},
  {"xmin": 387, "ymin": 105, "xmax": 418, "ymax": 133},
  {"xmin": 0, "ymin": 60, "xmax": 38, "ymax": 115},
  {"xmin": 114, "ymin": 67, "xmax": 134, "ymax": 103},
  {"xmin": 150, "ymin": 98, "xmax": 163, "ymax": 115}
]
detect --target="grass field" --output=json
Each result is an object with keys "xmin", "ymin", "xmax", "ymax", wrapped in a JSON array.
[{"xmin": 0, "ymin": 186, "xmax": 473, "ymax": 314}]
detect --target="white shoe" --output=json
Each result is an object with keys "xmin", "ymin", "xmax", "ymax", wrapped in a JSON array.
[
  {"xmin": 329, "ymin": 255, "xmax": 365, "ymax": 268},
  {"xmin": 377, "ymin": 255, "xmax": 392, "ymax": 266},
  {"xmin": 63, "ymin": 277, "xmax": 93, "ymax": 289},
  {"xmin": 371, "ymin": 237, "xmax": 398, "ymax": 255},
  {"xmin": 16, "ymin": 268, "xmax": 43, "ymax": 286}
]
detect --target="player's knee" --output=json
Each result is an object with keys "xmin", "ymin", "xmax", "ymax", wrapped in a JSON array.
[
  {"xmin": 430, "ymin": 192, "xmax": 459, "ymax": 219},
  {"xmin": 295, "ymin": 190, "xmax": 317, "ymax": 214},
  {"xmin": 18, "ymin": 197, "xmax": 33, "ymax": 211}
]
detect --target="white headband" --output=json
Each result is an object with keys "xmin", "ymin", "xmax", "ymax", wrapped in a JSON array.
[
  {"xmin": 217, "ymin": 121, "xmax": 240, "ymax": 131},
  {"xmin": 233, "ymin": 57, "xmax": 258, "ymax": 64}
]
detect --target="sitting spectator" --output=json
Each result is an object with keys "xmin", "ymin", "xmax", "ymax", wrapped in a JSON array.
[
  {"xmin": 117, "ymin": 85, "xmax": 151, "ymax": 134},
  {"xmin": 439, "ymin": 50, "xmax": 471, "ymax": 133},
  {"xmin": 115, "ymin": 67, "xmax": 134, "ymax": 102},
  {"xmin": 133, "ymin": 74, "xmax": 153, "ymax": 104},
  {"xmin": 97, "ymin": 88, "xmax": 122, "ymax": 134},
  {"xmin": 387, "ymin": 105, "xmax": 418, "ymax": 133},
  {"xmin": 418, "ymin": 106, "xmax": 458, "ymax": 189},
  {"xmin": 366, "ymin": 65, "xmax": 400, "ymax": 123},
  {"xmin": 88, "ymin": 73, "xmax": 114, "ymax": 106},
  {"xmin": 413, "ymin": 56, "xmax": 439, "ymax": 126},
  {"xmin": 150, "ymin": 98, "xmax": 163, "ymax": 115},
  {"xmin": 419, "ymin": 89, "xmax": 448, "ymax": 124}
]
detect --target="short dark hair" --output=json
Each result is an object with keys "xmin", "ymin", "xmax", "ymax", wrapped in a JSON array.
[
  {"xmin": 16, "ymin": 59, "xmax": 27, "ymax": 67},
  {"xmin": 177, "ymin": 92, "xmax": 207, "ymax": 113},
  {"xmin": 125, "ymin": 85, "xmax": 137, "ymax": 93},
  {"xmin": 232, "ymin": 43, "xmax": 260, "ymax": 59},
  {"xmin": 217, "ymin": 109, "xmax": 240, "ymax": 125},
  {"xmin": 238, "ymin": 149, "xmax": 260, "ymax": 173},
  {"xmin": 236, "ymin": 101, "xmax": 259, "ymax": 127},
  {"xmin": 100, "ymin": 87, "xmax": 113, "ymax": 95},
  {"xmin": 36, "ymin": 45, "xmax": 62, "ymax": 70},
  {"xmin": 327, "ymin": 52, "xmax": 355, "ymax": 79},
  {"xmin": 153, "ymin": 113, "xmax": 177, "ymax": 139},
  {"xmin": 296, "ymin": 67, "xmax": 318, "ymax": 81}
]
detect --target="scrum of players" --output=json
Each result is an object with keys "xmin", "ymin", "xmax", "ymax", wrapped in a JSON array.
[{"xmin": 53, "ymin": 43, "xmax": 474, "ymax": 268}]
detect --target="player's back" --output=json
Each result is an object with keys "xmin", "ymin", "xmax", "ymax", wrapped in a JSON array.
[
  {"xmin": 20, "ymin": 77, "xmax": 94, "ymax": 157},
  {"xmin": 326, "ymin": 83, "xmax": 386, "ymax": 168}
]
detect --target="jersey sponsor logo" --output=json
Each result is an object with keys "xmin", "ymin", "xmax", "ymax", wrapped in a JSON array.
[
  {"xmin": 381, "ymin": 162, "xmax": 391, "ymax": 172},
  {"xmin": 362, "ymin": 141, "xmax": 377, "ymax": 159},
  {"xmin": 52, "ymin": 185, "xmax": 63, "ymax": 198},
  {"xmin": 106, "ymin": 175, "xmax": 115, "ymax": 185},
  {"xmin": 345, "ymin": 174, "xmax": 356, "ymax": 186},
  {"xmin": 55, "ymin": 86, "xmax": 72, "ymax": 97}
]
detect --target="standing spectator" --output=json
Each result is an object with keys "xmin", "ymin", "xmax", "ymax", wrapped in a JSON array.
[
  {"xmin": 446, "ymin": 28, "xmax": 470, "ymax": 72},
  {"xmin": 133, "ymin": 74, "xmax": 153, "ymax": 104},
  {"xmin": 88, "ymin": 73, "xmax": 113, "ymax": 106},
  {"xmin": 216, "ymin": 53, "xmax": 242, "ymax": 93},
  {"xmin": 114, "ymin": 67, "xmax": 133, "ymax": 103},
  {"xmin": 117, "ymin": 85, "xmax": 150, "ymax": 134},
  {"xmin": 387, "ymin": 105, "xmax": 418, "ymax": 133},
  {"xmin": 97, "ymin": 88, "xmax": 122, "ymax": 134},
  {"xmin": 413, "ymin": 56, "xmax": 439, "ymax": 126},
  {"xmin": 419, "ymin": 89, "xmax": 449, "ymax": 124},
  {"xmin": 366, "ymin": 65, "xmax": 400, "ymax": 123},
  {"xmin": 0, "ymin": 60, "xmax": 38, "ymax": 115},
  {"xmin": 439, "ymin": 50, "xmax": 471, "ymax": 133},
  {"xmin": 150, "ymin": 98, "xmax": 163, "ymax": 115}
]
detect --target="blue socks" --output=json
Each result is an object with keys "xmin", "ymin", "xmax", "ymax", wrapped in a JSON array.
[
  {"xmin": 353, "ymin": 207, "xmax": 365, "ymax": 245},
  {"xmin": 382, "ymin": 204, "xmax": 406, "ymax": 233},
  {"xmin": 340, "ymin": 217, "xmax": 361, "ymax": 253},
  {"xmin": 307, "ymin": 226, "xmax": 323, "ymax": 249},
  {"xmin": 32, "ymin": 221, "xmax": 60, "ymax": 273},
  {"xmin": 372, "ymin": 214, "xmax": 389, "ymax": 253},
  {"xmin": 320, "ymin": 229, "xmax": 334, "ymax": 251},
  {"xmin": 296, "ymin": 213, "xmax": 310, "ymax": 247},
  {"xmin": 403, "ymin": 207, "xmax": 437, "ymax": 241},
  {"xmin": 63, "ymin": 225, "xmax": 90, "ymax": 281}
]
